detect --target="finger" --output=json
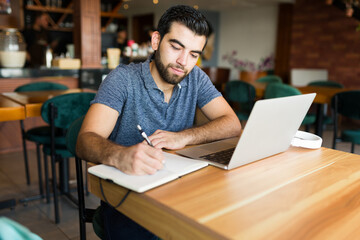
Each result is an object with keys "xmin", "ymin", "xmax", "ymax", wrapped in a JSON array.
[
  {"xmin": 130, "ymin": 154, "xmax": 162, "ymax": 175},
  {"xmin": 136, "ymin": 156, "xmax": 164, "ymax": 175},
  {"xmin": 140, "ymin": 146, "xmax": 164, "ymax": 169},
  {"xmin": 152, "ymin": 140, "xmax": 168, "ymax": 149},
  {"xmin": 135, "ymin": 163, "xmax": 158, "ymax": 175},
  {"xmin": 149, "ymin": 130, "xmax": 166, "ymax": 140},
  {"xmin": 141, "ymin": 140, "xmax": 148, "ymax": 145}
]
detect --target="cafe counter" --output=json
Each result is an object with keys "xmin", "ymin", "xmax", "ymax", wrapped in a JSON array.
[{"xmin": 0, "ymin": 67, "xmax": 112, "ymax": 92}]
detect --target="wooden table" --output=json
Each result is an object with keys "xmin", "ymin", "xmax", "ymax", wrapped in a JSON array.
[
  {"xmin": 0, "ymin": 95, "xmax": 26, "ymax": 121},
  {"xmin": 251, "ymin": 82, "xmax": 349, "ymax": 105},
  {"xmin": 251, "ymin": 82, "xmax": 356, "ymax": 137},
  {"xmin": 1, "ymin": 88, "xmax": 83, "ymax": 118},
  {"xmin": 88, "ymin": 147, "xmax": 360, "ymax": 239}
]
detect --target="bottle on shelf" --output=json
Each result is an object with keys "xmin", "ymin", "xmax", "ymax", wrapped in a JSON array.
[{"xmin": 45, "ymin": 46, "xmax": 53, "ymax": 68}]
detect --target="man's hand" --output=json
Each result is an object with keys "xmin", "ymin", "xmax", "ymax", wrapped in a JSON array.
[
  {"xmin": 149, "ymin": 130, "xmax": 189, "ymax": 150},
  {"xmin": 111, "ymin": 142, "xmax": 164, "ymax": 175}
]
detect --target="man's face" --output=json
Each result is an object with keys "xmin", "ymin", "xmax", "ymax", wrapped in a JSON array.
[
  {"xmin": 152, "ymin": 22, "xmax": 206, "ymax": 85},
  {"xmin": 117, "ymin": 30, "xmax": 127, "ymax": 42}
]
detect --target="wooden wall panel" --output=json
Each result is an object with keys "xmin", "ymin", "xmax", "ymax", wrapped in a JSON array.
[
  {"xmin": 73, "ymin": 0, "xmax": 101, "ymax": 68},
  {"xmin": 0, "ymin": 77, "xmax": 78, "ymax": 93},
  {"xmin": 274, "ymin": 4, "xmax": 293, "ymax": 84},
  {"xmin": 0, "ymin": 0, "xmax": 23, "ymax": 30}
]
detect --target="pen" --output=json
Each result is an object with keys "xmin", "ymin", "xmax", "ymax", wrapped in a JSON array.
[{"xmin": 137, "ymin": 125, "xmax": 154, "ymax": 147}]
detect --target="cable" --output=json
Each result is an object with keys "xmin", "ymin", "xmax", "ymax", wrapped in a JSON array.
[{"xmin": 99, "ymin": 178, "xmax": 131, "ymax": 208}]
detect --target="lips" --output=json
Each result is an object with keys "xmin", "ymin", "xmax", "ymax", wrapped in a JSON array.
[{"xmin": 170, "ymin": 66, "xmax": 185, "ymax": 75}]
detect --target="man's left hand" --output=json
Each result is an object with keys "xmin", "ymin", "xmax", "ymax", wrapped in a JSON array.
[{"xmin": 149, "ymin": 130, "xmax": 188, "ymax": 150}]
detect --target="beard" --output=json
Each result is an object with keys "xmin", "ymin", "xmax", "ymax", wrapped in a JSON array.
[{"xmin": 154, "ymin": 50, "xmax": 188, "ymax": 85}]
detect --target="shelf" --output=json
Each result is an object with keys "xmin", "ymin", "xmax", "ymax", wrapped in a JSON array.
[
  {"xmin": 25, "ymin": 5, "xmax": 73, "ymax": 14},
  {"xmin": 24, "ymin": 1, "xmax": 125, "ymax": 32},
  {"xmin": 47, "ymin": 27, "xmax": 73, "ymax": 32},
  {"xmin": 101, "ymin": 11, "xmax": 125, "ymax": 19}
]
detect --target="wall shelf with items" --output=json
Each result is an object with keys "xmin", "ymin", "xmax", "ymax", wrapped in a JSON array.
[
  {"xmin": 24, "ymin": 0, "xmax": 74, "ymax": 32},
  {"xmin": 100, "ymin": 1, "xmax": 126, "ymax": 32}
]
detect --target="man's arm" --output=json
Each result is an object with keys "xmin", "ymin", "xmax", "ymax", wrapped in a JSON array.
[
  {"xmin": 76, "ymin": 103, "xmax": 164, "ymax": 175},
  {"xmin": 149, "ymin": 96, "xmax": 241, "ymax": 149}
]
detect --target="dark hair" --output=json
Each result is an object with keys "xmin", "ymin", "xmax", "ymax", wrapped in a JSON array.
[{"xmin": 157, "ymin": 5, "xmax": 209, "ymax": 39}]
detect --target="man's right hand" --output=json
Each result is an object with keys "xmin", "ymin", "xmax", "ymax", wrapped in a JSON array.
[{"xmin": 112, "ymin": 142, "xmax": 165, "ymax": 175}]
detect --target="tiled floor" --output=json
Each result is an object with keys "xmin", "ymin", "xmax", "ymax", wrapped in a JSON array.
[
  {"xmin": 0, "ymin": 128, "xmax": 359, "ymax": 239},
  {"xmin": 0, "ymin": 150, "xmax": 100, "ymax": 240}
]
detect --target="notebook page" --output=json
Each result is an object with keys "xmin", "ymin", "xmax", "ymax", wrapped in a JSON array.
[{"xmin": 88, "ymin": 152, "xmax": 208, "ymax": 193}]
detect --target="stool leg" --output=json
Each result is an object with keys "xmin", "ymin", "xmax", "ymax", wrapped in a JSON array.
[
  {"xmin": 76, "ymin": 157, "xmax": 86, "ymax": 240},
  {"xmin": 36, "ymin": 143, "xmax": 44, "ymax": 197},
  {"xmin": 51, "ymin": 154, "xmax": 60, "ymax": 224},
  {"xmin": 20, "ymin": 120, "xmax": 30, "ymax": 185},
  {"xmin": 85, "ymin": 161, "xmax": 89, "ymax": 196},
  {"xmin": 44, "ymin": 154, "xmax": 50, "ymax": 204}
]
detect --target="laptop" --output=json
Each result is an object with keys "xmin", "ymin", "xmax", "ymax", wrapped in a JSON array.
[{"xmin": 176, "ymin": 93, "xmax": 316, "ymax": 170}]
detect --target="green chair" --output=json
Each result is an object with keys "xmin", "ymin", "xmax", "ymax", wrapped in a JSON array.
[
  {"xmin": 331, "ymin": 91, "xmax": 360, "ymax": 153},
  {"xmin": 14, "ymin": 82, "xmax": 68, "ymax": 203},
  {"xmin": 66, "ymin": 116, "xmax": 104, "ymax": 240},
  {"xmin": 308, "ymin": 80, "xmax": 344, "ymax": 88},
  {"xmin": 264, "ymin": 82, "xmax": 316, "ymax": 131},
  {"xmin": 307, "ymin": 80, "xmax": 344, "ymax": 129},
  {"xmin": 256, "ymin": 75, "xmax": 282, "ymax": 84},
  {"xmin": 225, "ymin": 80, "xmax": 256, "ymax": 122},
  {"xmin": 40, "ymin": 92, "xmax": 96, "ymax": 224}
]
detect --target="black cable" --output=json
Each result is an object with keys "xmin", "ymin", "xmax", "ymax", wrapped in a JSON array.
[{"xmin": 99, "ymin": 178, "xmax": 131, "ymax": 208}]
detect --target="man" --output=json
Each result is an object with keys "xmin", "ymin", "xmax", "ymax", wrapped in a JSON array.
[
  {"xmin": 77, "ymin": 5, "xmax": 241, "ymax": 239},
  {"xmin": 116, "ymin": 26, "xmax": 128, "ymax": 55}
]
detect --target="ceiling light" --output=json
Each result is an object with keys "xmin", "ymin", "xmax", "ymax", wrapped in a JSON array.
[
  {"xmin": 123, "ymin": 4, "xmax": 129, "ymax": 9},
  {"xmin": 153, "ymin": 0, "xmax": 159, "ymax": 4},
  {"xmin": 193, "ymin": 5, "xmax": 199, "ymax": 9}
]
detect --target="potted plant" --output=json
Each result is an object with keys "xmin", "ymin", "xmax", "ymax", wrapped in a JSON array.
[{"xmin": 223, "ymin": 51, "xmax": 274, "ymax": 82}]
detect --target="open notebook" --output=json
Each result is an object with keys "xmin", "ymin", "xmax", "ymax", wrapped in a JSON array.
[{"xmin": 88, "ymin": 152, "xmax": 208, "ymax": 193}]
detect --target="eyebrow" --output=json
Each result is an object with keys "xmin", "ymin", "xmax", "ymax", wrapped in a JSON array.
[{"xmin": 169, "ymin": 39, "xmax": 203, "ymax": 55}]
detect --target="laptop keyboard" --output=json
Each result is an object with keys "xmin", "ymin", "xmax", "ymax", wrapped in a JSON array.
[{"xmin": 199, "ymin": 147, "xmax": 235, "ymax": 165}]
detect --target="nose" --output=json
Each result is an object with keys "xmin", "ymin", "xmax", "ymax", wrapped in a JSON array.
[{"xmin": 176, "ymin": 50, "xmax": 187, "ymax": 67}]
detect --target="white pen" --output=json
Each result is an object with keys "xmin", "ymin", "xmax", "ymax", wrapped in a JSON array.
[
  {"xmin": 137, "ymin": 125, "xmax": 166, "ymax": 167},
  {"xmin": 137, "ymin": 125, "xmax": 154, "ymax": 147}
]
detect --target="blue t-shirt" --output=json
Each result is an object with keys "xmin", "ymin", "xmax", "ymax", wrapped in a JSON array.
[{"xmin": 92, "ymin": 58, "xmax": 221, "ymax": 146}]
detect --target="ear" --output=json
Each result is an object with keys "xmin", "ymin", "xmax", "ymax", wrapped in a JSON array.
[{"xmin": 151, "ymin": 31, "xmax": 161, "ymax": 51}]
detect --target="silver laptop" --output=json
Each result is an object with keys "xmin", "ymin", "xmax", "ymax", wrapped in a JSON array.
[{"xmin": 176, "ymin": 93, "xmax": 316, "ymax": 170}]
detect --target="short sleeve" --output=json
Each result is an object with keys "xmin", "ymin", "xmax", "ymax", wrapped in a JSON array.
[
  {"xmin": 91, "ymin": 66, "xmax": 128, "ymax": 114},
  {"xmin": 195, "ymin": 68, "xmax": 222, "ymax": 108}
]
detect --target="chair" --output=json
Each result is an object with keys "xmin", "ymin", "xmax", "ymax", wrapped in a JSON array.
[
  {"xmin": 225, "ymin": 80, "xmax": 256, "ymax": 122},
  {"xmin": 264, "ymin": 82, "xmax": 316, "ymax": 131},
  {"xmin": 0, "ymin": 217, "xmax": 42, "ymax": 240},
  {"xmin": 331, "ymin": 91, "xmax": 360, "ymax": 153},
  {"xmin": 308, "ymin": 80, "xmax": 344, "ymax": 88},
  {"xmin": 66, "ymin": 116, "xmax": 103, "ymax": 240},
  {"xmin": 307, "ymin": 80, "xmax": 344, "ymax": 129},
  {"xmin": 14, "ymin": 82, "xmax": 68, "ymax": 203},
  {"xmin": 40, "ymin": 92, "xmax": 96, "ymax": 224},
  {"xmin": 202, "ymin": 67, "xmax": 230, "ymax": 95},
  {"xmin": 256, "ymin": 75, "xmax": 282, "ymax": 84}
]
